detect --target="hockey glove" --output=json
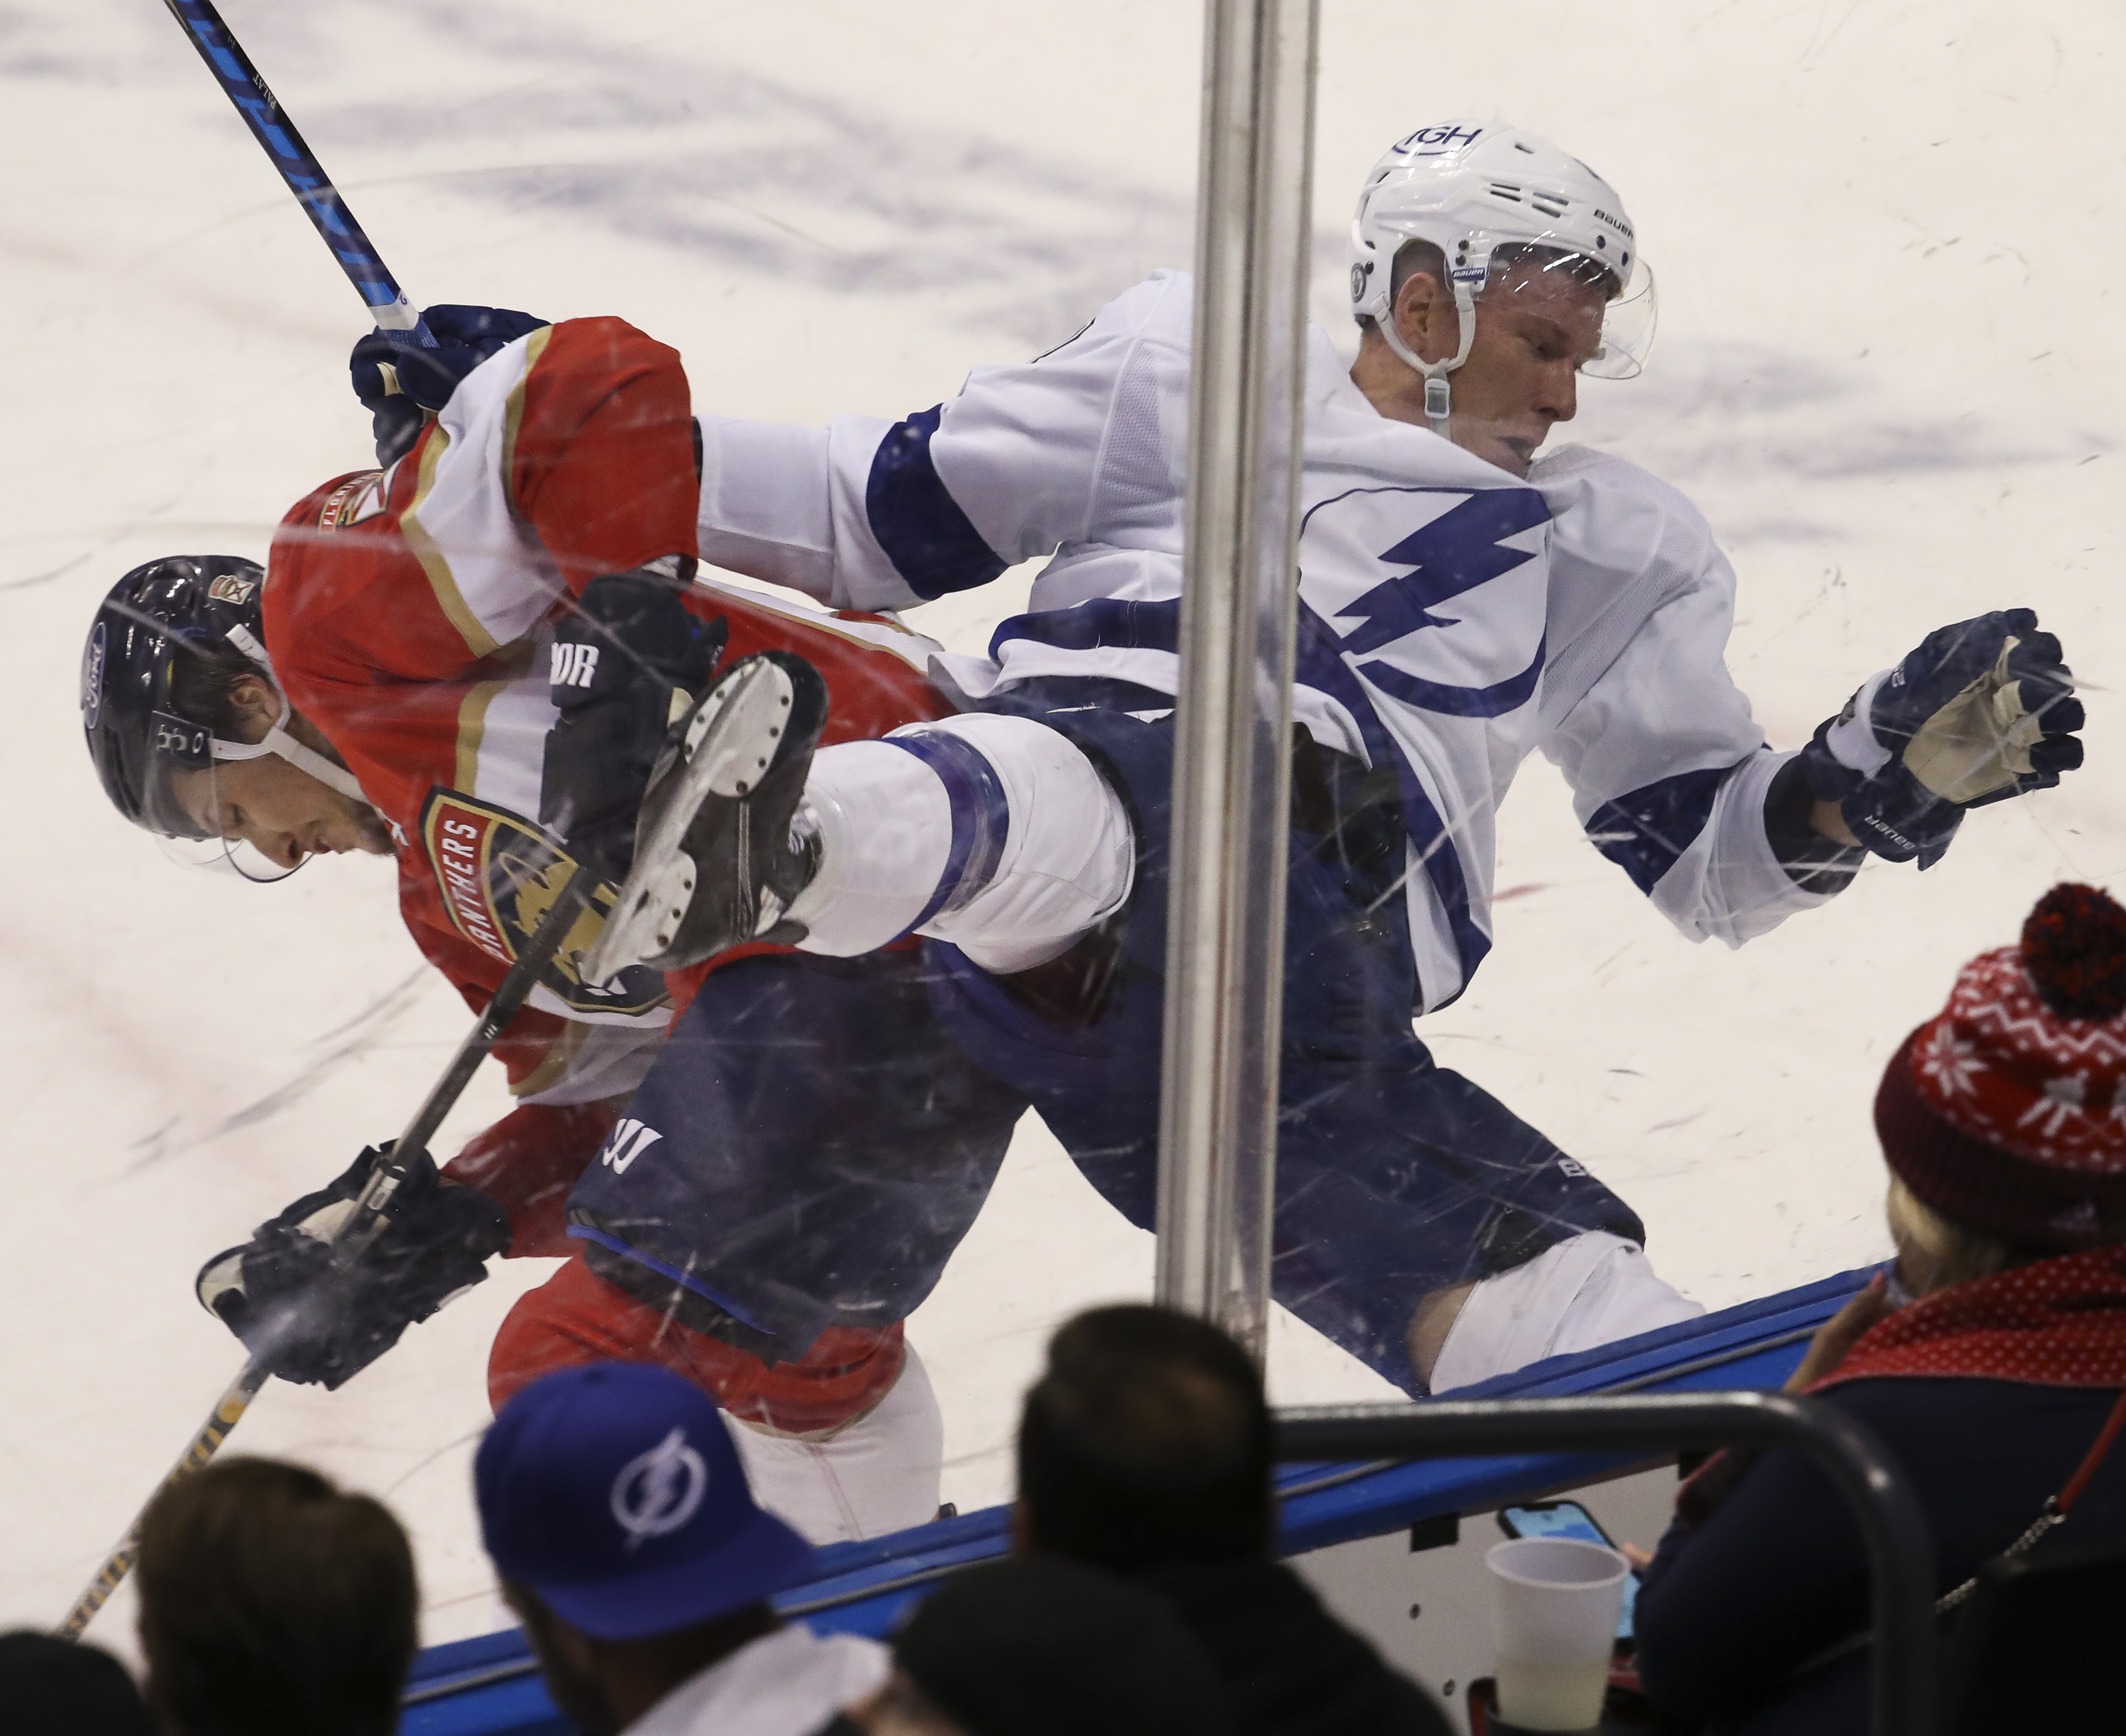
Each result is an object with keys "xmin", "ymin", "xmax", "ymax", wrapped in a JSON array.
[
  {"xmin": 350, "ymin": 303, "xmax": 551, "ymax": 467},
  {"xmin": 194, "ymin": 1143, "xmax": 510, "ymax": 1390},
  {"xmin": 541, "ymin": 569, "xmax": 728, "ymax": 877},
  {"xmin": 1799, "ymin": 608, "xmax": 2083, "ymax": 870}
]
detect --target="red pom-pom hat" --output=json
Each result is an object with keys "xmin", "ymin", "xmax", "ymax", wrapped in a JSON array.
[{"xmin": 1876, "ymin": 885, "xmax": 2126, "ymax": 1251}]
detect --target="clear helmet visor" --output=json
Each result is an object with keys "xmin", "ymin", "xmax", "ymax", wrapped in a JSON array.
[
  {"xmin": 1586, "ymin": 258, "xmax": 1657, "ymax": 380},
  {"xmin": 1475, "ymin": 242, "xmax": 1657, "ymax": 380},
  {"xmin": 153, "ymin": 831, "xmax": 309, "ymax": 884},
  {"xmin": 140, "ymin": 729, "xmax": 309, "ymax": 883}
]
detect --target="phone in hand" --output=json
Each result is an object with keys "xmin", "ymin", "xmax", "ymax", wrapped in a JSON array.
[{"xmin": 1497, "ymin": 1498, "xmax": 1639, "ymax": 1646}]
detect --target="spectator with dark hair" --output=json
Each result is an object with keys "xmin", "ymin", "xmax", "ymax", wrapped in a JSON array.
[
  {"xmin": 847, "ymin": 1554, "xmax": 1231, "ymax": 1736},
  {"xmin": 1634, "ymin": 884, "xmax": 2126, "ymax": 1734},
  {"xmin": 1016, "ymin": 1304, "xmax": 1450, "ymax": 1736},
  {"xmin": 0, "ymin": 1631, "xmax": 156, "ymax": 1736},
  {"xmin": 134, "ymin": 1456, "xmax": 416, "ymax": 1736},
  {"xmin": 476, "ymin": 1360, "xmax": 886, "ymax": 1735}
]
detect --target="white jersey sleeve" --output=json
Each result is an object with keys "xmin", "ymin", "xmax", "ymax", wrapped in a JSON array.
[
  {"xmin": 694, "ymin": 274, "xmax": 1192, "ymax": 612},
  {"xmin": 1532, "ymin": 446, "xmax": 1841, "ymax": 947}
]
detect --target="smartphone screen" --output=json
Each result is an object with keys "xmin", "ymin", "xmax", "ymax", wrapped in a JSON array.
[{"xmin": 1498, "ymin": 1500, "xmax": 1638, "ymax": 1642}]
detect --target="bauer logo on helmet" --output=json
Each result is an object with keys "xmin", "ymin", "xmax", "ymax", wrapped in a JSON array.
[{"xmin": 151, "ymin": 714, "xmax": 211, "ymax": 766}]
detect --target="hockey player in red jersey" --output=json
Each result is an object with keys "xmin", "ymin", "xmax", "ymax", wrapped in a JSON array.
[{"xmin": 81, "ymin": 307, "xmax": 1026, "ymax": 1540}]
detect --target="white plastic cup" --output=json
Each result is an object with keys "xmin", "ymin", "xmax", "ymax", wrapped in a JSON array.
[{"xmin": 1485, "ymin": 1536, "xmax": 1629, "ymax": 1732}]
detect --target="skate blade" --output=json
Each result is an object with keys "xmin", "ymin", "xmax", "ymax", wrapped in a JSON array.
[{"xmin": 580, "ymin": 659, "xmax": 797, "ymax": 985}]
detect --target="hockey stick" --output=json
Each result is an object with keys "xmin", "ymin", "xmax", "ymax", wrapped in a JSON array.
[
  {"xmin": 54, "ymin": 865, "xmax": 601, "ymax": 1640},
  {"xmin": 159, "ymin": 0, "xmax": 435, "ymax": 343}
]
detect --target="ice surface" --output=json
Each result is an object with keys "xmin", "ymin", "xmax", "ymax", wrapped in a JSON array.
[{"xmin": 4, "ymin": 0, "xmax": 2121, "ymax": 1661}]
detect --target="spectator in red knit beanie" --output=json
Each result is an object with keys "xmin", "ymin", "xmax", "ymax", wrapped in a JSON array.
[{"xmin": 1633, "ymin": 885, "xmax": 2126, "ymax": 1736}]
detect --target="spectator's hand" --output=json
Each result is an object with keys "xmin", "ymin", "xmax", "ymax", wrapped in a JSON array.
[
  {"xmin": 1619, "ymin": 1542, "xmax": 1654, "ymax": 1571},
  {"xmin": 1783, "ymin": 1274, "xmax": 1895, "ymax": 1393}
]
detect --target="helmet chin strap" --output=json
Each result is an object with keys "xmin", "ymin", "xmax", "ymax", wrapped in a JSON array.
[
  {"xmin": 211, "ymin": 623, "xmax": 370, "ymax": 805},
  {"xmin": 1376, "ymin": 274, "xmax": 1478, "ymax": 439},
  {"xmin": 208, "ymin": 694, "xmax": 368, "ymax": 803}
]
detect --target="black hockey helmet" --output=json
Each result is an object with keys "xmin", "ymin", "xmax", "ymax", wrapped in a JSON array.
[{"xmin": 82, "ymin": 556, "xmax": 270, "ymax": 839}]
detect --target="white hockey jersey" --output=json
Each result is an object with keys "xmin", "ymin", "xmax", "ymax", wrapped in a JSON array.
[{"xmin": 693, "ymin": 271, "xmax": 1835, "ymax": 1010}]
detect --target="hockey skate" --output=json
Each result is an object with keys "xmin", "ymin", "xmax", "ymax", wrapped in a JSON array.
[{"xmin": 582, "ymin": 651, "xmax": 828, "ymax": 984}]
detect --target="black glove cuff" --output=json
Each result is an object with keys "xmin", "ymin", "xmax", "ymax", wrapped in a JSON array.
[
  {"xmin": 427, "ymin": 1180, "xmax": 514, "ymax": 1267},
  {"xmin": 1837, "ymin": 764, "xmax": 1964, "ymax": 871},
  {"xmin": 1763, "ymin": 756, "xmax": 1864, "ymax": 895},
  {"xmin": 1796, "ymin": 714, "xmax": 1869, "ymax": 804},
  {"xmin": 549, "ymin": 572, "xmax": 724, "ymax": 711}
]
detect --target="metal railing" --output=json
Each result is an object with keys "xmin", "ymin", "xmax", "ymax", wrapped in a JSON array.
[
  {"xmin": 1153, "ymin": 0, "xmax": 1319, "ymax": 1359},
  {"xmin": 408, "ymin": 1386, "xmax": 1934, "ymax": 1735},
  {"xmin": 1276, "ymin": 1391, "xmax": 1938, "ymax": 1736}
]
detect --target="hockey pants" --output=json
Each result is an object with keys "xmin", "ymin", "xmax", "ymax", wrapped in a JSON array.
[{"xmin": 920, "ymin": 681, "xmax": 1650, "ymax": 1395}]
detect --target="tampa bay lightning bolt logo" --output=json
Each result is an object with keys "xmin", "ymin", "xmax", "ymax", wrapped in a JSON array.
[
  {"xmin": 1303, "ymin": 485, "xmax": 1551, "ymax": 718},
  {"xmin": 609, "ymin": 1426, "xmax": 708, "ymax": 1551}
]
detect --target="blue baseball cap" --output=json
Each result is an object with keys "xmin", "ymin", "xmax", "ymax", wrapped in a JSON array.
[{"xmin": 475, "ymin": 1362, "xmax": 817, "ymax": 1641}]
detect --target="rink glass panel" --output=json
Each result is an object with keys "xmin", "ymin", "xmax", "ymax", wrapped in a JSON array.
[{"xmin": 13, "ymin": 0, "xmax": 2113, "ymax": 1657}]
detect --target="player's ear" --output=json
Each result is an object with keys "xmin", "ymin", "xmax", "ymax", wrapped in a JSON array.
[
  {"xmin": 225, "ymin": 674, "xmax": 282, "ymax": 740},
  {"xmin": 1391, "ymin": 267, "xmax": 1456, "ymax": 367}
]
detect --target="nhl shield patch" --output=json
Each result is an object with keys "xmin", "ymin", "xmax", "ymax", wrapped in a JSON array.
[{"xmin": 420, "ymin": 789, "xmax": 668, "ymax": 1019}]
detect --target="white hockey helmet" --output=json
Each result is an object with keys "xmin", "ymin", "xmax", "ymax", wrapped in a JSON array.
[{"xmin": 1349, "ymin": 121, "xmax": 1655, "ymax": 431}]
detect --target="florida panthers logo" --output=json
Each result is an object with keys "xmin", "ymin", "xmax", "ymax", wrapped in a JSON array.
[
  {"xmin": 418, "ymin": 789, "xmax": 668, "ymax": 1019},
  {"xmin": 1300, "ymin": 484, "xmax": 1551, "ymax": 719}
]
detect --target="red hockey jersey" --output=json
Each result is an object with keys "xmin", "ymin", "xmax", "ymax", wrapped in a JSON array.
[{"xmin": 262, "ymin": 316, "xmax": 953, "ymax": 1251}]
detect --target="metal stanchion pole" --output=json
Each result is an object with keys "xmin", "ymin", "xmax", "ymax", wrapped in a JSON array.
[{"xmin": 1154, "ymin": 0, "xmax": 1319, "ymax": 1360}]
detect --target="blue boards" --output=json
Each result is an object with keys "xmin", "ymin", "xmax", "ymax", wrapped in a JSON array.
[{"xmin": 397, "ymin": 1264, "xmax": 1878, "ymax": 1734}]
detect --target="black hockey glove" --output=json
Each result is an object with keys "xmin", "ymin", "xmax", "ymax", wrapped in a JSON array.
[
  {"xmin": 350, "ymin": 303, "xmax": 551, "ymax": 467},
  {"xmin": 541, "ymin": 570, "xmax": 728, "ymax": 878},
  {"xmin": 194, "ymin": 1144, "xmax": 510, "ymax": 1390},
  {"xmin": 1799, "ymin": 608, "xmax": 2083, "ymax": 870}
]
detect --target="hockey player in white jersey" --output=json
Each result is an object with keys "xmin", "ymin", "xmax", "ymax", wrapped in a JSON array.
[{"xmin": 571, "ymin": 122, "xmax": 2083, "ymax": 1393}]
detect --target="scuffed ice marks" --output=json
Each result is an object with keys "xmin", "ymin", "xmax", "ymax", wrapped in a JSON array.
[
  {"xmin": 0, "ymin": 5, "xmax": 143, "ymax": 82},
  {"xmin": 1573, "ymin": 340, "xmax": 2113, "ymax": 548},
  {"xmin": 124, "ymin": 967, "xmax": 429, "ymax": 1173},
  {"xmin": 290, "ymin": 1, "xmax": 1192, "ymax": 349}
]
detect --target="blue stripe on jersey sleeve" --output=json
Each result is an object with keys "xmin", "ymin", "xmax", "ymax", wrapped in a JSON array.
[
  {"xmin": 989, "ymin": 596, "xmax": 1183, "ymax": 659},
  {"xmin": 1584, "ymin": 763, "xmax": 1735, "ymax": 894},
  {"xmin": 864, "ymin": 405, "xmax": 1009, "ymax": 600}
]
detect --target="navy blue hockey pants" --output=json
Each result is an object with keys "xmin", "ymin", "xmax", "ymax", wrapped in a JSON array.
[
  {"xmin": 569, "ymin": 679, "xmax": 1643, "ymax": 1393},
  {"xmin": 923, "ymin": 681, "xmax": 1645, "ymax": 1393}
]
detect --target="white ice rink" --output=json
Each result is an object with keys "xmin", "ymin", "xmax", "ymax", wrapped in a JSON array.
[{"xmin": 5, "ymin": 0, "xmax": 2122, "ymax": 1659}]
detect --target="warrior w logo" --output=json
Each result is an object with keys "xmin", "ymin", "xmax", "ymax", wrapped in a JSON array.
[{"xmin": 598, "ymin": 1118, "xmax": 663, "ymax": 1176}]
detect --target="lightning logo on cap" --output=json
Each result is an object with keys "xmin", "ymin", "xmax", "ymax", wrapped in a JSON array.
[{"xmin": 610, "ymin": 1427, "xmax": 708, "ymax": 1550}]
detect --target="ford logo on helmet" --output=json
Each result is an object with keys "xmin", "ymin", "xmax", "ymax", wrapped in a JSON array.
[{"xmin": 81, "ymin": 620, "xmax": 106, "ymax": 731}]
